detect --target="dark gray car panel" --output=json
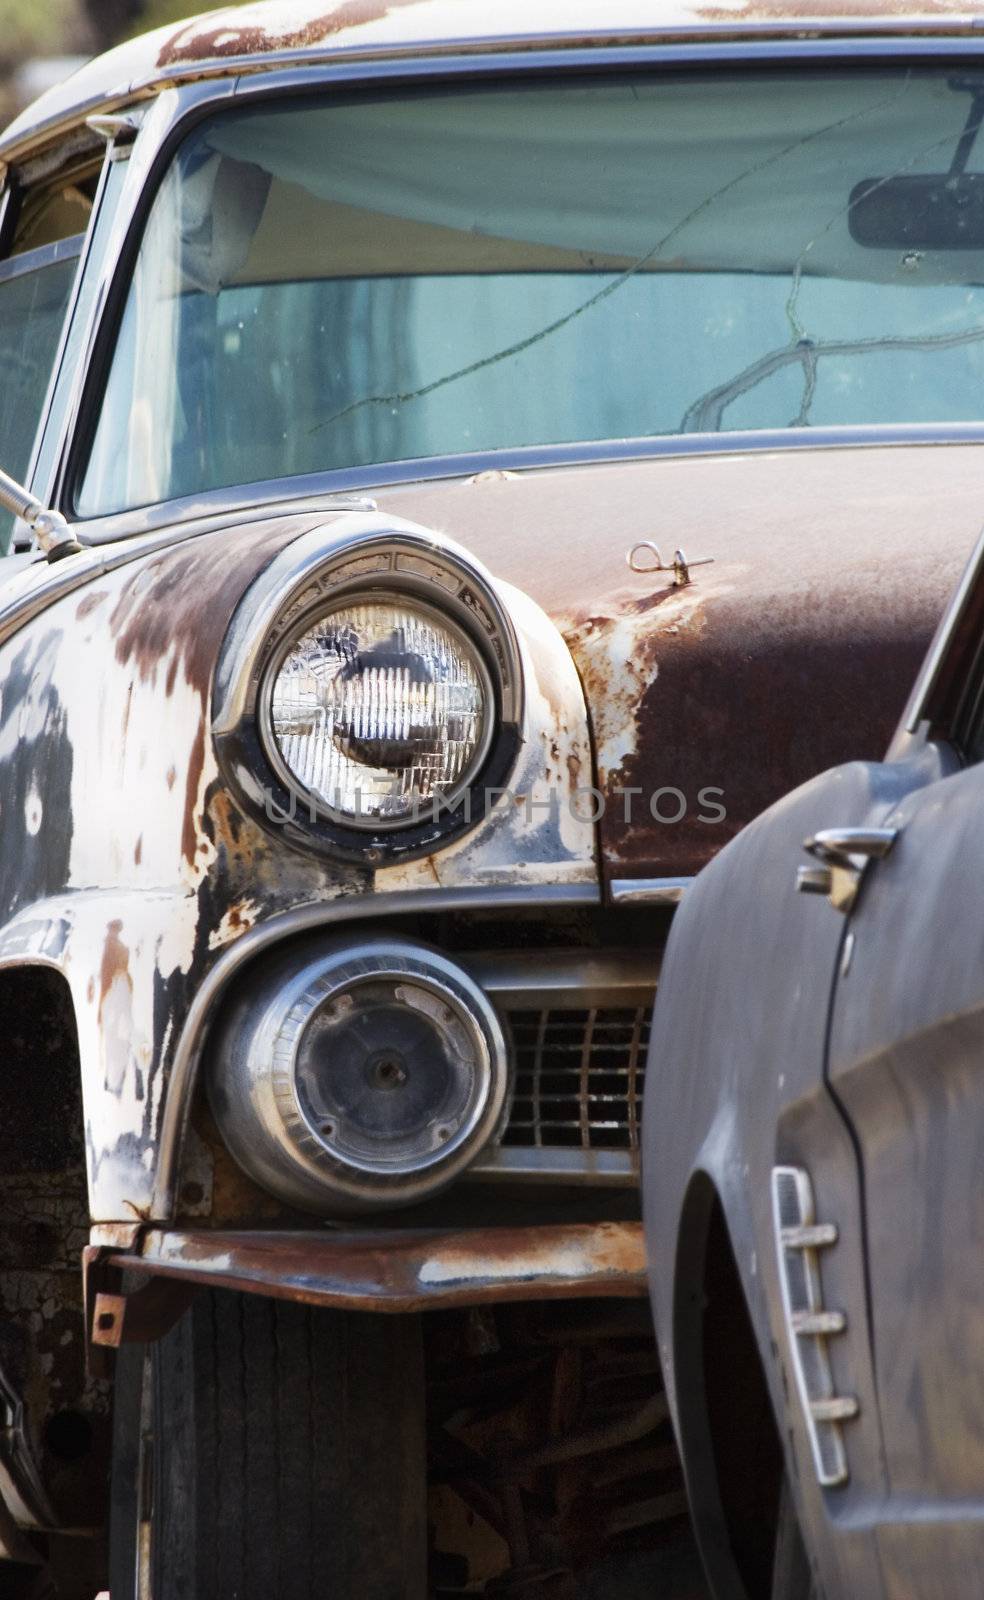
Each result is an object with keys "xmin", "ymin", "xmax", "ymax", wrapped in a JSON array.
[
  {"xmin": 643, "ymin": 760, "xmax": 889, "ymax": 1596},
  {"xmin": 825, "ymin": 752, "xmax": 984, "ymax": 1583},
  {"xmin": 642, "ymin": 730, "xmax": 966, "ymax": 1597}
]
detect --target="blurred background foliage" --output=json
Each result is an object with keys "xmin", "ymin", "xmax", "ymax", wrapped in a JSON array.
[{"xmin": 0, "ymin": 0, "xmax": 220, "ymax": 128}]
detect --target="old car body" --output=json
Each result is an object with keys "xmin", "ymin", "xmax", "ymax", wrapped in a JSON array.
[
  {"xmin": 2, "ymin": 1, "xmax": 984, "ymax": 1593},
  {"xmin": 642, "ymin": 502, "xmax": 984, "ymax": 1600}
]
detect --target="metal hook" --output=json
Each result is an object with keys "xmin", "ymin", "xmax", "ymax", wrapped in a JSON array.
[
  {"xmin": 626, "ymin": 541, "xmax": 665, "ymax": 573},
  {"xmin": 627, "ymin": 542, "xmax": 714, "ymax": 587}
]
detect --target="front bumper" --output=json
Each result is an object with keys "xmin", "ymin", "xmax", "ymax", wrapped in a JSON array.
[{"xmin": 86, "ymin": 1220, "xmax": 647, "ymax": 1351}]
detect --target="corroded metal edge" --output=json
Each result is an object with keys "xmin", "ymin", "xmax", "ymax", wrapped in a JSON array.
[{"xmin": 104, "ymin": 1220, "xmax": 648, "ymax": 1314}]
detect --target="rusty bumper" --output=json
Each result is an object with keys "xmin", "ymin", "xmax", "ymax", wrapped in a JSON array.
[{"xmin": 87, "ymin": 1221, "xmax": 647, "ymax": 1348}]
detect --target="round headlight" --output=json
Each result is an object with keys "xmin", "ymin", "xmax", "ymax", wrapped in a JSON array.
[
  {"xmin": 265, "ymin": 597, "xmax": 493, "ymax": 827},
  {"xmin": 208, "ymin": 938, "xmax": 512, "ymax": 1214}
]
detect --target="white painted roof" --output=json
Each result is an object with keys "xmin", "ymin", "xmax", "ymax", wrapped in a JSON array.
[{"xmin": 4, "ymin": 0, "xmax": 984, "ymax": 160}]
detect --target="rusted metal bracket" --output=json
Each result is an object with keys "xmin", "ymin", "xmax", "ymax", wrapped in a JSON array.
[
  {"xmin": 91, "ymin": 1278, "xmax": 199, "ymax": 1349},
  {"xmin": 83, "ymin": 1241, "xmax": 196, "ymax": 1376}
]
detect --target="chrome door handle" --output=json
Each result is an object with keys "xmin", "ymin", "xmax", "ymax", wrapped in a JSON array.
[
  {"xmin": 803, "ymin": 827, "xmax": 898, "ymax": 867},
  {"xmin": 797, "ymin": 827, "xmax": 898, "ymax": 914}
]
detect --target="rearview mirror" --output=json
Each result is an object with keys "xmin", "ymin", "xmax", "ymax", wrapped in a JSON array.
[{"xmin": 849, "ymin": 174, "xmax": 984, "ymax": 250}]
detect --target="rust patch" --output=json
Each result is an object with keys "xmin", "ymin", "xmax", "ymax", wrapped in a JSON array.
[
  {"xmin": 75, "ymin": 590, "xmax": 107, "ymax": 621},
  {"xmin": 133, "ymin": 835, "xmax": 142, "ymax": 867},
  {"xmin": 150, "ymin": 0, "xmax": 984, "ymax": 73},
  {"xmin": 182, "ymin": 717, "xmax": 207, "ymax": 871},
  {"xmin": 207, "ymin": 898, "xmax": 261, "ymax": 950},
  {"xmin": 98, "ymin": 919, "xmax": 131, "ymax": 1016},
  {"xmin": 107, "ymin": 515, "xmax": 325, "ymax": 871},
  {"xmin": 157, "ymin": 0, "xmax": 423, "ymax": 66},
  {"xmin": 117, "ymin": 1220, "xmax": 648, "ymax": 1313}
]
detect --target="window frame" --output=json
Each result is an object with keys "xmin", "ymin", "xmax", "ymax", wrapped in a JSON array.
[
  {"xmin": 30, "ymin": 37, "xmax": 984, "ymax": 547},
  {"xmin": 0, "ymin": 140, "xmax": 112, "ymax": 554}
]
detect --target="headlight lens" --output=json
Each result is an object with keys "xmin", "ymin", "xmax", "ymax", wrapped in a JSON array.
[{"xmin": 268, "ymin": 598, "xmax": 492, "ymax": 825}]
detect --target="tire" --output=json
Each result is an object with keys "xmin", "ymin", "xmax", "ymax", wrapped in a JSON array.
[
  {"xmin": 770, "ymin": 1474, "xmax": 816, "ymax": 1600},
  {"xmin": 110, "ymin": 1288, "xmax": 426, "ymax": 1600}
]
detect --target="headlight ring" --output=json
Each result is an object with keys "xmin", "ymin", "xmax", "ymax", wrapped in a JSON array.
[{"xmin": 213, "ymin": 526, "xmax": 523, "ymax": 865}]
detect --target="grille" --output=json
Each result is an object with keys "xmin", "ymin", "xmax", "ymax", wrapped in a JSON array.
[{"xmin": 502, "ymin": 1005, "xmax": 651, "ymax": 1152}]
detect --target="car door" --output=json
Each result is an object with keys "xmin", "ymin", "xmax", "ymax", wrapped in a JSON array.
[{"xmin": 821, "ymin": 546, "xmax": 984, "ymax": 1594}]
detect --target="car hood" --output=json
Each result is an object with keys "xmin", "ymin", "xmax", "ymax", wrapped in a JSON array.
[
  {"xmin": 374, "ymin": 443, "xmax": 978, "ymax": 883},
  {"xmin": 1, "ymin": 442, "xmax": 973, "ymax": 890}
]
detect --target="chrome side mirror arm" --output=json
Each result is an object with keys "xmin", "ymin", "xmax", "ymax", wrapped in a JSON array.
[{"xmin": 0, "ymin": 466, "xmax": 82, "ymax": 561}]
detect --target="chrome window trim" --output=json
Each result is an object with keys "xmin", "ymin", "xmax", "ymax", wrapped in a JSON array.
[
  {"xmin": 0, "ymin": 232, "xmax": 83, "ymax": 287},
  {"xmin": 39, "ymin": 80, "xmax": 236, "ymax": 533},
  {"xmin": 896, "ymin": 519, "xmax": 984, "ymax": 747},
  {"xmin": 153, "ymin": 881, "xmax": 602, "ymax": 1218},
  {"xmin": 0, "ymin": 185, "xmax": 11, "ymax": 254},
  {"xmin": 64, "ymin": 425, "xmax": 984, "ymax": 549},
  {"xmin": 27, "ymin": 40, "xmax": 984, "ymax": 548}
]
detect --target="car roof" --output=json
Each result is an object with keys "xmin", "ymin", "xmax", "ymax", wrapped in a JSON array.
[{"xmin": 3, "ymin": 0, "xmax": 984, "ymax": 165}]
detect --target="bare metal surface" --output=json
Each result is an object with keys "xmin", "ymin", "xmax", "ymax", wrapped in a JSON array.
[{"xmin": 111, "ymin": 1220, "xmax": 648, "ymax": 1311}]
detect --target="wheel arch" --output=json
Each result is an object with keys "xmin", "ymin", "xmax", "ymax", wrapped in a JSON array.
[
  {"xmin": 672, "ymin": 1170, "xmax": 785, "ymax": 1600},
  {"xmin": 0, "ymin": 960, "xmax": 84, "ymax": 1176}
]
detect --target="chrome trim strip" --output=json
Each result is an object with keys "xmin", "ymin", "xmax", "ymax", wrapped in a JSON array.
[
  {"xmin": 153, "ymin": 882, "xmax": 601, "ymax": 1217},
  {"xmin": 0, "ymin": 500, "xmax": 366, "ymax": 651},
  {"xmin": 467, "ymin": 947, "xmax": 658, "ymax": 1006},
  {"xmin": 0, "ymin": 232, "xmax": 82, "ymax": 287},
  {"xmin": 610, "ymin": 878, "xmax": 693, "ymax": 905},
  {"xmin": 898, "ymin": 519, "xmax": 984, "ymax": 743},
  {"xmin": 772, "ymin": 1165, "xmax": 856, "ymax": 1489},
  {"xmin": 107, "ymin": 1219, "xmax": 648, "ymax": 1312},
  {"xmin": 68, "ymin": 425, "xmax": 984, "ymax": 549},
  {"xmin": 469, "ymin": 1146, "xmax": 637, "ymax": 1187}
]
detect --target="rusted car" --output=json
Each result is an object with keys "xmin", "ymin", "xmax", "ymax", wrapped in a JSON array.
[
  {"xmin": 641, "ymin": 484, "xmax": 984, "ymax": 1600},
  {"xmin": 0, "ymin": 2, "xmax": 982, "ymax": 1595}
]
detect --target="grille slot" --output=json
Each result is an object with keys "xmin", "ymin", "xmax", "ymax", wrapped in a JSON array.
[{"xmin": 502, "ymin": 1005, "xmax": 651, "ymax": 1152}]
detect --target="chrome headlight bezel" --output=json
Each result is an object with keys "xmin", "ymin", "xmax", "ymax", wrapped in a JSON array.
[{"xmin": 213, "ymin": 521, "xmax": 523, "ymax": 864}]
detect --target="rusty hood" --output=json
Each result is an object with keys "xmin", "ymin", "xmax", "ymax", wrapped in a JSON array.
[{"xmin": 373, "ymin": 442, "xmax": 981, "ymax": 882}]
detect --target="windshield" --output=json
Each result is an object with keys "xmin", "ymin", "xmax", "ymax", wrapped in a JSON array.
[{"xmin": 77, "ymin": 70, "xmax": 984, "ymax": 517}]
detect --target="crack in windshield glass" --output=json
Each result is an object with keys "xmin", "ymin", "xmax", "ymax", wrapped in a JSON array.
[
  {"xmin": 771, "ymin": 98, "xmax": 984, "ymax": 430},
  {"xmin": 682, "ymin": 323, "xmax": 984, "ymax": 434},
  {"xmin": 309, "ymin": 80, "xmax": 914, "ymax": 441}
]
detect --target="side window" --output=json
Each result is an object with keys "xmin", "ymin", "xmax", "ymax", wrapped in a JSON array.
[{"xmin": 0, "ymin": 161, "xmax": 99, "ymax": 552}]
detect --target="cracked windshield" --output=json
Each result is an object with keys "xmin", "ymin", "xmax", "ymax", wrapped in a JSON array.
[{"xmin": 78, "ymin": 69, "xmax": 984, "ymax": 515}]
